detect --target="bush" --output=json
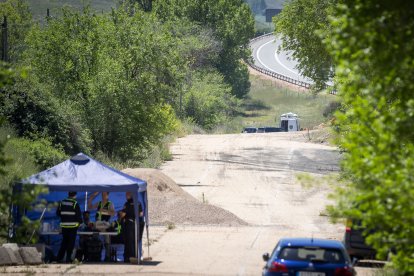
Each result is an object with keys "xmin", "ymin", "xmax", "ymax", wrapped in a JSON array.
[
  {"xmin": 0, "ymin": 126, "xmax": 47, "ymax": 244},
  {"xmin": 323, "ymin": 101, "xmax": 341, "ymax": 118},
  {"xmin": 183, "ymin": 71, "xmax": 241, "ymax": 129}
]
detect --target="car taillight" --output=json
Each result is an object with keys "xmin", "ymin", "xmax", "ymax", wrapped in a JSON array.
[
  {"xmin": 345, "ymin": 227, "xmax": 351, "ymax": 233},
  {"xmin": 268, "ymin": 261, "xmax": 288, "ymax": 272},
  {"xmin": 335, "ymin": 267, "xmax": 353, "ymax": 276}
]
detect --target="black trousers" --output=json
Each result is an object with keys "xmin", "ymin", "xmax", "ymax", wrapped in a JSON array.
[
  {"xmin": 57, "ymin": 227, "xmax": 78, "ymax": 263},
  {"xmin": 123, "ymin": 221, "xmax": 145, "ymax": 262}
]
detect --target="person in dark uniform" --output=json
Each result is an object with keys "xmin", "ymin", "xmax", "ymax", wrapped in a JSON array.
[
  {"xmin": 56, "ymin": 191, "xmax": 82, "ymax": 263},
  {"xmin": 87, "ymin": 192, "xmax": 115, "ymax": 222},
  {"xmin": 88, "ymin": 191, "xmax": 115, "ymax": 261},
  {"xmin": 119, "ymin": 191, "xmax": 145, "ymax": 263}
]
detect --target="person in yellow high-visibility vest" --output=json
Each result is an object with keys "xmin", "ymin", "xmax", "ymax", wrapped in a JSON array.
[
  {"xmin": 88, "ymin": 192, "xmax": 115, "ymax": 222},
  {"xmin": 88, "ymin": 191, "xmax": 115, "ymax": 261},
  {"xmin": 56, "ymin": 191, "xmax": 82, "ymax": 263}
]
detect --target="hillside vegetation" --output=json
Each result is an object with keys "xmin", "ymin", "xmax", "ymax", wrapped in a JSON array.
[
  {"xmin": 0, "ymin": 0, "xmax": 254, "ymax": 242},
  {"xmin": 243, "ymin": 76, "xmax": 335, "ymax": 130}
]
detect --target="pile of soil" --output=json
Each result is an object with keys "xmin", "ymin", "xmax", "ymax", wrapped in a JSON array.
[{"xmin": 122, "ymin": 168, "xmax": 247, "ymax": 226}]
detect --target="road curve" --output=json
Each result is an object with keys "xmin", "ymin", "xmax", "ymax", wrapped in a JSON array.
[{"xmin": 251, "ymin": 34, "xmax": 312, "ymax": 84}]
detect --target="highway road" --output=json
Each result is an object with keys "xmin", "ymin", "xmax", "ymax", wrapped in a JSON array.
[{"xmin": 251, "ymin": 34, "xmax": 313, "ymax": 84}]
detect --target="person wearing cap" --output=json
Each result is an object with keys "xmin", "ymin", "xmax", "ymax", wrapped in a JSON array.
[{"xmin": 56, "ymin": 191, "xmax": 82, "ymax": 263}]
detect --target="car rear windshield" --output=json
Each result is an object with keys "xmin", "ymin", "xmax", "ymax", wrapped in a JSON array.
[{"xmin": 278, "ymin": 247, "xmax": 345, "ymax": 263}]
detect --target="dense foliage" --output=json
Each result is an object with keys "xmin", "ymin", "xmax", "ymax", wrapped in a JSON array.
[
  {"xmin": 22, "ymin": 7, "xmax": 184, "ymax": 161},
  {"xmin": 0, "ymin": 1, "xmax": 255, "ymax": 164},
  {"xmin": 275, "ymin": 0, "xmax": 414, "ymax": 272},
  {"xmin": 323, "ymin": 1, "xmax": 414, "ymax": 273},
  {"xmin": 273, "ymin": 0, "xmax": 335, "ymax": 90},
  {"xmin": 0, "ymin": 0, "xmax": 256, "ymax": 241},
  {"xmin": 0, "ymin": 0, "xmax": 32, "ymax": 62},
  {"xmin": 0, "ymin": 65, "xmax": 48, "ymax": 243},
  {"xmin": 184, "ymin": 71, "xmax": 240, "ymax": 129},
  {"xmin": 155, "ymin": 0, "xmax": 255, "ymax": 98}
]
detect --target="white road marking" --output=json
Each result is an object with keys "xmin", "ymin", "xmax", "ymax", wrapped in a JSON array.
[
  {"xmin": 274, "ymin": 47, "xmax": 299, "ymax": 75},
  {"xmin": 256, "ymin": 39, "xmax": 299, "ymax": 76},
  {"xmin": 256, "ymin": 40, "xmax": 279, "ymax": 73}
]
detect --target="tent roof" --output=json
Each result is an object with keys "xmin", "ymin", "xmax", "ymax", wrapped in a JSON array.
[{"xmin": 22, "ymin": 153, "xmax": 147, "ymax": 192}]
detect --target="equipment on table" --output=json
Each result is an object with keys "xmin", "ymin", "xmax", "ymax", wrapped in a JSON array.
[
  {"xmin": 84, "ymin": 234, "xmax": 102, "ymax": 262},
  {"xmin": 95, "ymin": 221, "xmax": 110, "ymax": 232}
]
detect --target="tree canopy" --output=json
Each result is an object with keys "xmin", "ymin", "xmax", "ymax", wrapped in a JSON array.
[
  {"xmin": 275, "ymin": 0, "xmax": 414, "ymax": 272},
  {"xmin": 273, "ymin": 0, "xmax": 335, "ymax": 90},
  {"xmin": 0, "ymin": 0, "xmax": 256, "ymax": 242},
  {"xmin": 324, "ymin": 1, "xmax": 414, "ymax": 273},
  {"xmin": 155, "ymin": 0, "xmax": 255, "ymax": 98}
]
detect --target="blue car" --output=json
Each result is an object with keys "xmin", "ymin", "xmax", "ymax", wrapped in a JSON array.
[{"xmin": 262, "ymin": 238, "xmax": 356, "ymax": 276}]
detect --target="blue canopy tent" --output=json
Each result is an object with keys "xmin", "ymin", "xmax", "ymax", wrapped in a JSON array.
[{"xmin": 19, "ymin": 153, "xmax": 148, "ymax": 263}]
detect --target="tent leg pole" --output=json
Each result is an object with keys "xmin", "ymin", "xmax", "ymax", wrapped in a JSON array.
[
  {"xmin": 135, "ymin": 218, "xmax": 139, "ymax": 264},
  {"xmin": 85, "ymin": 191, "xmax": 88, "ymax": 212},
  {"xmin": 145, "ymin": 192, "xmax": 150, "ymax": 260}
]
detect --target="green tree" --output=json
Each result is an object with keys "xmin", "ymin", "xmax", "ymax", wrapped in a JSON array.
[
  {"xmin": 23, "ymin": 5, "xmax": 184, "ymax": 161},
  {"xmin": 125, "ymin": 0, "xmax": 153, "ymax": 11},
  {"xmin": 155, "ymin": 0, "xmax": 255, "ymax": 98},
  {"xmin": 0, "ymin": 64, "xmax": 47, "ymax": 243},
  {"xmin": 0, "ymin": 0, "xmax": 32, "ymax": 62},
  {"xmin": 273, "ymin": 0, "xmax": 335, "ymax": 90},
  {"xmin": 164, "ymin": 20, "xmax": 221, "ymax": 71},
  {"xmin": 0, "ymin": 75, "xmax": 92, "ymax": 155},
  {"xmin": 324, "ymin": 1, "xmax": 414, "ymax": 273},
  {"xmin": 184, "ymin": 71, "xmax": 240, "ymax": 129}
]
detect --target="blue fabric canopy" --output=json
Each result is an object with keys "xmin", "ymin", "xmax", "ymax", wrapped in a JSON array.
[
  {"xmin": 23, "ymin": 153, "xmax": 147, "ymax": 193},
  {"xmin": 19, "ymin": 153, "xmax": 148, "ymax": 262}
]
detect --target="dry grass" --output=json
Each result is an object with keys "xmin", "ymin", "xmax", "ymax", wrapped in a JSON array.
[{"xmin": 242, "ymin": 75, "xmax": 336, "ymax": 130}]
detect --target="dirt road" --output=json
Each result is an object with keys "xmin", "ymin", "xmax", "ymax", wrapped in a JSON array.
[
  {"xmin": 162, "ymin": 133, "xmax": 340, "ymax": 229},
  {"xmin": 5, "ymin": 132, "xmax": 377, "ymax": 275},
  {"xmin": 137, "ymin": 132, "xmax": 345, "ymax": 275}
]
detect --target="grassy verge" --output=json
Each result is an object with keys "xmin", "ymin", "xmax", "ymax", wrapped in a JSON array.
[{"xmin": 241, "ymin": 75, "xmax": 336, "ymax": 130}]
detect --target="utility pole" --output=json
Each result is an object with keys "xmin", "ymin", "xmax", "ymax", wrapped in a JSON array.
[{"xmin": 1, "ymin": 16, "xmax": 8, "ymax": 62}]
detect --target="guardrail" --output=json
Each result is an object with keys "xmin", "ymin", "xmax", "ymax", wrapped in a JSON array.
[
  {"xmin": 248, "ymin": 33, "xmax": 311, "ymax": 89},
  {"xmin": 249, "ymin": 33, "xmax": 273, "ymax": 43},
  {"xmin": 247, "ymin": 62, "xmax": 311, "ymax": 89},
  {"xmin": 248, "ymin": 34, "xmax": 337, "ymax": 95}
]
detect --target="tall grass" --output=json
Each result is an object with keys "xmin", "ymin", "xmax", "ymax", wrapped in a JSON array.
[{"xmin": 242, "ymin": 76, "xmax": 336, "ymax": 130}]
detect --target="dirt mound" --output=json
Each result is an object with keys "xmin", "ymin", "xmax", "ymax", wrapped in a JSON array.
[
  {"xmin": 123, "ymin": 168, "xmax": 187, "ymax": 196},
  {"xmin": 122, "ymin": 168, "xmax": 247, "ymax": 226}
]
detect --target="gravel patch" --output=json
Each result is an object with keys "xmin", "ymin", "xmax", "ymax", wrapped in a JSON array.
[{"xmin": 122, "ymin": 168, "xmax": 247, "ymax": 226}]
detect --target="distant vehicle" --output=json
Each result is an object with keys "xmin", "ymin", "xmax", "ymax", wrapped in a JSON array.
[
  {"xmin": 264, "ymin": 127, "xmax": 282, "ymax": 133},
  {"xmin": 244, "ymin": 113, "xmax": 300, "ymax": 134},
  {"xmin": 255, "ymin": 127, "xmax": 282, "ymax": 133},
  {"xmin": 262, "ymin": 238, "xmax": 355, "ymax": 276},
  {"xmin": 344, "ymin": 219, "xmax": 376, "ymax": 260},
  {"xmin": 242, "ymin": 127, "xmax": 258, "ymax": 133},
  {"xmin": 280, "ymin": 112, "xmax": 300, "ymax": 132}
]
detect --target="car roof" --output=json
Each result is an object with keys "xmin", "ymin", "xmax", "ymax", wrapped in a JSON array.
[{"xmin": 278, "ymin": 238, "xmax": 344, "ymax": 249}]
